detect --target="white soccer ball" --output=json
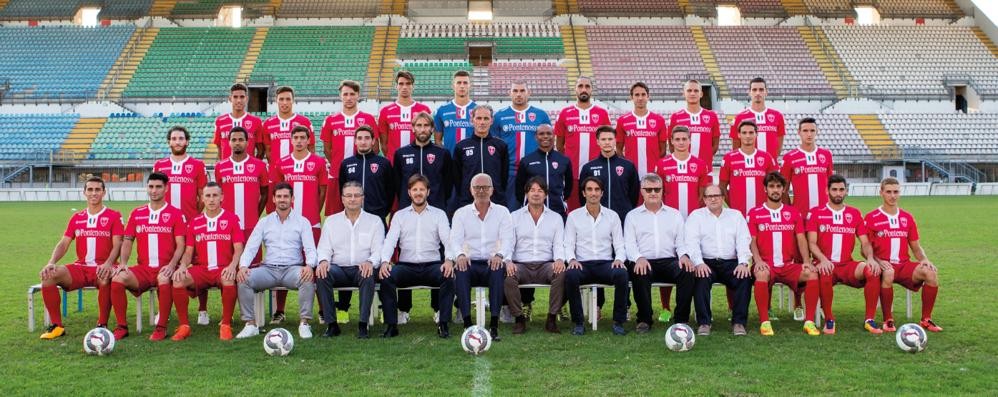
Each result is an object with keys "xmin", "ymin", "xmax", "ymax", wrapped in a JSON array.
[
  {"xmin": 460, "ymin": 325, "xmax": 492, "ymax": 355},
  {"xmin": 896, "ymin": 323, "xmax": 927, "ymax": 353},
  {"xmin": 664, "ymin": 323, "xmax": 696, "ymax": 352},
  {"xmin": 83, "ymin": 327, "xmax": 115, "ymax": 356},
  {"xmin": 263, "ymin": 328, "xmax": 294, "ymax": 356}
]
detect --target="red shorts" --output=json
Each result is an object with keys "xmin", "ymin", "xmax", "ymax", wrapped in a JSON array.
[
  {"xmin": 892, "ymin": 261, "xmax": 924, "ymax": 291},
  {"xmin": 768, "ymin": 263, "xmax": 804, "ymax": 292},
  {"xmin": 64, "ymin": 263, "xmax": 98, "ymax": 291},
  {"xmin": 128, "ymin": 265, "xmax": 162, "ymax": 295},
  {"xmin": 188, "ymin": 266, "xmax": 225, "ymax": 296},
  {"xmin": 832, "ymin": 261, "xmax": 866, "ymax": 288}
]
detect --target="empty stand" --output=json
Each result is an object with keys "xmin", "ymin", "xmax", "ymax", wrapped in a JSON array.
[
  {"xmin": 0, "ymin": 114, "xmax": 78, "ymax": 160},
  {"xmin": 250, "ymin": 26, "xmax": 374, "ymax": 98},
  {"xmin": 881, "ymin": 113, "xmax": 998, "ymax": 158},
  {"xmin": 576, "ymin": 0, "xmax": 683, "ymax": 16},
  {"xmin": 874, "ymin": 0, "xmax": 963, "ymax": 19},
  {"xmin": 585, "ymin": 26, "xmax": 708, "ymax": 99},
  {"xmin": 0, "ymin": 0, "xmax": 151, "ymax": 19},
  {"xmin": 277, "ymin": 0, "xmax": 380, "ymax": 18},
  {"xmin": 488, "ymin": 62, "xmax": 568, "ymax": 98},
  {"xmin": 394, "ymin": 61, "xmax": 472, "ymax": 98},
  {"xmin": 397, "ymin": 23, "xmax": 563, "ymax": 59}
]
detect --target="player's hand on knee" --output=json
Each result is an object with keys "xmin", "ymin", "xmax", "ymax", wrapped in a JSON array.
[
  {"xmin": 442, "ymin": 260, "xmax": 455, "ymax": 278},
  {"xmin": 817, "ymin": 260, "xmax": 833, "ymax": 276},
  {"xmin": 553, "ymin": 260, "xmax": 566, "ymax": 274},
  {"xmin": 172, "ymin": 266, "xmax": 189, "ymax": 283},
  {"xmin": 40, "ymin": 264, "xmax": 56, "ymax": 279},
  {"xmin": 236, "ymin": 267, "xmax": 250, "ymax": 283},
  {"xmin": 753, "ymin": 261, "xmax": 769, "ymax": 273},
  {"xmin": 864, "ymin": 262, "xmax": 881, "ymax": 277},
  {"xmin": 919, "ymin": 260, "xmax": 936, "ymax": 272},
  {"xmin": 734, "ymin": 263, "xmax": 751, "ymax": 278},
  {"xmin": 568, "ymin": 260, "xmax": 582, "ymax": 270},
  {"xmin": 300, "ymin": 266, "xmax": 314, "ymax": 283},
  {"xmin": 359, "ymin": 262, "xmax": 373, "ymax": 278},
  {"xmin": 612, "ymin": 260, "xmax": 625, "ymax": 270},
  {"xmin": 694, "ymin": 264, "xmax": 711, "ymax": 278},
  {"xmin": 316, "ymin": 261, "xmax": 330, "ymax": 279},
  {"xmin": 456, "ymin": 255, "xmax": 469, "ymax": 271},
  {"xmin": 378, "ymin": 263, "xmax": 392, "ymax": 280},
  {"xmin": 222, "ymin": 266, "xmax": 237, "ymax": 282}
]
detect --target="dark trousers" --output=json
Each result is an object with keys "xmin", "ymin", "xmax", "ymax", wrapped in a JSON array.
[
  {"xmin": 694, "ymin": 259, "xmax": 752, "ymax": 326},
  {"xmin": 565, "ymin": 260, "xmax": 629, "ymax": 324},
  {"xmin": 317, "ymin": 265, "xmax": 375, "ymax": 325},
  {"xmin": 630, "ymin": 257, "xmax": 693, "ymax": 324},
  {"xmin": 380, "ymin": 262, "xmax": 455, "ymax": 324},
  {"xmin": 455, "ymin": 260, "xmax": 505, "ymax": 319}
]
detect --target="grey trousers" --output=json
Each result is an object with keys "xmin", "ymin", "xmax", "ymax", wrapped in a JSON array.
[
  {"xmin": 238, "ymin": 264, "xmax": 315, "ymax": 322},
  {"xmin": 503, "ymin": 261, "xmax": 566, "ymax": 317}
]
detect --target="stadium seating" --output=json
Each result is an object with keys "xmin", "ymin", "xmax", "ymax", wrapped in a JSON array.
[
  {"xmin": 250, "ymin": 26, "xmax": 374, "ymax": 98},
  {"xmin": 0, "ymin": 114, "xmax": 78, "ymax": 161},
  {"xmin": 0, "ymin": 0, "xmax": 152, "ymax": 19},
  {"xmin": 801, "ymin": 0, "xmax": 855, "ymax": 17},
  {"xmin": 0, "ymin": 26, "xmax": 134, "ymax": 100},
  {"xmin": 723, "ymin": 0, "xmax": 787, "ymax": 16},
  {"xmin": 704, "ymin": 26, "xmax": 835, "ymax": 98},
  {"xmin": 585, "ymin": 26, "xmax": 708, "ymax": 99},
  {"xmin": 123, "ymin": 28, "xmax": 255, "ymax": 98},
  {"xmin": 493, "ymin": 0, "xmax": 554, "ymax": 17},
  {"xmin": 394, "ymin": 61, "xmax": 473, "ymax": 98},
  {"xmin": 168, "ymin": 0, "xmax": 271, "ymax": 18},
  {"xmin": 397, "ymin": 23, "xmax": 563, "ymax": 58},
  {"xmin": 488, "ymin": 62, "xmax": 569, "ymax": 98},
  {"xmin": 823, "ymin": 26, "xmax": 998, "ymax": 97},
  {"xmin": 576, "ymin": 0, "xmax": 683, "ymax": 16},
  {"xmin": 880, "ymin": 113, "xmax": 998, "ymax": 157},
  {"xmin": 874, "ymin": 0, "xmax": 964, "ymax": 18},
  {"xmin": 277, "ymin": 0, "xmax": 380, "ymax": 18}
]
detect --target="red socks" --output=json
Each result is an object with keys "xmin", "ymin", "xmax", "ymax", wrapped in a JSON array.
[
  {"xmin": 156, "ymin": 284, "xmax": 172, "ymax": 328},
  {"xmin": 863, "ymin": 268, "xmax": 880, "ymax": 320},
  {"xmin": 173, "ymin": 287, "xmax": 190, "ymax": 326},
  {"xmin": 804, "ymin": 279, "xmax": 819, "ymax": 322},
  {"xmin": 97, "ymin": 283, "xmax": 111, "ymax": 325},
  {"xmin": 818, "ymin": 274, "xmax": 835, "ymax": 321},
  {"xmin": 658, "ymin": 286, "xmax": 672, "ymax": 310},
  {"xmin": 880, "ymin": 286, "xmax": 895, "ymax": 322},
  {"xmin": 921, "ymin": 285, "xmax": 938, "ymax": 321},
  {"xmin": 275, "ymin": 289, "xmax": 288, "ymax": 312},
  {"xmin": 221, "ymin": 285, "xmax": 237, "ymax": 326},
  {"xmin": 41, "ymin": 285, "xmax": 62, "ymax": 327},
  {"xmin": 110, "ymin": 281, "xmax": 129, "ymax": 328},
  {"xmin": 754, "ymin": 281, "xmax": 770, "ymax": 322}
]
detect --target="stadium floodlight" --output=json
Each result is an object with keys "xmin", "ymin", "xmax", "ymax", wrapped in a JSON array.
[{"xmin": 468, "ymin": 1, "xmax": 493, "ymax": 21}]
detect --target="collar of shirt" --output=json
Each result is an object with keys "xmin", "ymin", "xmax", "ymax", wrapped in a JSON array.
[{"xmin": 511, "ymin": 206, "xmax": 564, "ymax": 262}]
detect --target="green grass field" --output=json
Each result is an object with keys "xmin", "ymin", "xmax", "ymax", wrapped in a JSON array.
[{"xmin": 2, "ymin": 197, "xmax": 997, "ymax": 395}]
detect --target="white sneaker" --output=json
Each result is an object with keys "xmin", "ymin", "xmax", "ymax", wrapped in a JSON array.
[
  {"xmin": 499, "ymin": 305, "xmax": 514, "ymax": 323},
  {"xmin": 397, "ymin": 311, "xmax": 410, "ymax": 325},
  {"xmin": 235, "ymin": 324, "xmax": 259, "ymax": 339},
  {"xmin": 298, "ymin": 323, "xmax": 313, "ymax": 339},
  {"xmin": 197, "ymin": 311, "xmax": 210, "ymax": 325},
  {"xmin": 793, "ymin": 307, "xmax": 805, "ymax": 322},
  {"xmin": 433, "ymin": 311, "xmax": 440, "ymax": 323}
]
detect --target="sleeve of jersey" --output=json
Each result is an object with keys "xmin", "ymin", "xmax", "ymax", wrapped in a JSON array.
[
  {"xmin": 185, "ymin": 224, "xmax": 196, "ymax": 248},
  {"xmin": 614, "ymin": 120, "xmax": 626, "ymax": 143},
  {"xmin": 260, "ymin": 161, "xmax": 271, "ymax": 185},
  {"xmin": 554, "ymin": 113, "xmax": 566, "ymax": 137},
  {"xmin": 378, "ymin": 110, "xmax": 389, "ymax": 139},
  {"xmin": 827, "ymin": 151, "xmax": 835, "ymax": 176},
  {"xmin": 173, "ymin": 214, "xmax": 188, "ymax": 238},
  {"xmin": 232, "ymin": 218, "xmax": 246, "ymax": 244},
  {"xmin": 718, "ymin": 157, "xmax": 731, "ymax": 183},
  {"xmin": 698, "ymin": 162, "xmax": 712, "ymax": 188},
  {"xmin": 711, "ymin": 116, "xmax": 721, "ymax": 137},
  {"xmin": 305, "ymin": 119, "xmax": 316, "ymax": 145},
  {"xmin": 908, "ymin": 215, "xmax": 920, "ymax": 241},
  {"xmin": 317, "ymin": 158, "xmax": 329, "ymax": 184},
  {"xmin": 270, "ymin": 162, "xmax": 283, "ymax": 184},
  {"xmin": 777, "ymin": 113, "xmax": 786, "ymax": 136},
  {"xmin": 63, "ymin": 217, "xmax": 76, "ymax": 239},
  {"xmin": 366, "ymin": 115, "xmax": 381, "ymax": 141},
  {"xmin": 433, "ymin": 110, "xmax": 445, "ymax": 135},
  {"xmin": 779, "ymin": 154, "xmax": 792, "ymax": 181},
  {"xmin": 112, "ymin": 213, "xmax": 126, "ymax": 236},
  {"xmin": 598, "ymin": 109, "xmax": 611, "ymax": 126},
  {"xmin": 747, "ymin": 213, "xmax": 759, "ymax": 237},
  {"xmin": 319, "ymin": 118, "xmax": 332, "ymax": 145},
  {"xmin": 766, "ymin": 154, "xmax": 779, "ymax": 172},
  {"xmin": 254, "ymin": 118, "xmax": 266, "ymax": 146},
  {"xmin": 261, "ymin": 122, "xmax": 272, "ymax": 146},
  {"xmin": 658, "ymin": 117, "xmax": 669, "ymax": 142},
  {"xmin": 212, "ymin": 124, "xmax": 221, "ymax": 147},
  {"xmin": 729, "ymin": 116, "xmax": 740, "ymax": 140},
  {"xmin": 124, "ymin": 213, "xmax": 138, "ymax": 238},
  {"xmin": 197, "ymin": 162, "xmax": 208, "ymax": 189},
  {"xmin": 804, "ymin": 209, "xmax": 819, "ymax": 233},
  {"xmin": 794, "ymin": 211, "xmax": 805, "ymax": 234},
  {"xmin": 854, "ymin": 211, "xmax": 869, "ymax": 237}
]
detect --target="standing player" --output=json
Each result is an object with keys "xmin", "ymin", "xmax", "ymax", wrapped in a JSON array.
[
  {"xmin": 452, "ymin": 105, "xmax": 509, "ymax": 209},
  {"xmin": 719, "ymin": 120, "xmax": 778, "ymax": 216},
  {"xmin": 110, "ymin": 172, "xmax": 187, "ymax": 341},
  {"xmin": 807, "ymin": 175, "xmax": 883, "ymax": 335},
  {"xmin": 214, "ymin": 127, "xmax": 268, "ymax": 242},
  {"xmin": 170, "ymin": 183, "xmax": 244, "ymax": 340},
  {"xmin": 729, "ymin": 77, "xmax": 785, "ymax": 156},
  {"xmin": 865, "ymin": 178, "xmax": 942, "ymax": 332},
  {"xmin": 669, "ymin": 80, "xmax": 720, "ymax": 170},
  {"xmin": 214, "ymin": 83, "xmax": 265, "ymax": 160},
  {"xmin": 781, "ymin": 117, "xmax": 834, "ymax": 216},
  {"xmin": 434, "ymin": 70, "xmax": 477, "ymax": 153},
  {"xmin": 515, "ymin": 124, "xmax": 572, "ymax": 218},
  {"xmin": 379, "ymin": 71, "xmax": 432, "ymax": 162},
  {"xmin": 578, "ymin": 126, "xmax": 639, "ymax": 222},
  {"xmin": 320, "ymin": 80, "xmax": 379, "ymax": 216},
  {"xmin": 394, "ymin": 111, "xmax": 453, "ymax": 211},
  {"xmin": 493, "ymin": 80, "xmax": 552, "ymax": 209},
  {"xmin": 615, "ymin": 82, "xmax": 668, "ymax": 177},
  {"xmin": 748, "ymin": 172, "xmax": 820, "ymax": 336},
  {"xmin": 339, "ymin": 125, "xmax": 395, "ymax": 222},
  {"xmin": 555, "ymin": 76, "xmax": 611, "ymax": 210},
  {"xmin": 37, "ymin": 176, "xmax": 123, "ymax": 340},
  {"xmin": 269, "ymin": 125, "xmax": 327, "ymax": 324},
  {"xmin": 263, "ymin": 86, "xmax": 314, "ymax": 165}
]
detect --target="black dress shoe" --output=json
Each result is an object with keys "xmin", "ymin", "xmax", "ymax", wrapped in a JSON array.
[
  {"xmin": 357, "ymin": 323, "xmax": 369, "ymax": 339},
  {"xmin": 571, "ymin": 323, "xmax": 585, "ymax": 336},
  {"xmin": 381, "ymin": 325, "xmax": 399, "ymax": 338},
  {"xmin": 322, "ymin": 324, "xmax": 341, "ymax": 337},
  {"xmin": 437, "ymin": 323, "xmax": 450, "ymax": 338},
  {"xmin": 489, "ymin": 327, "xmax": 501, "ymax": 342}
]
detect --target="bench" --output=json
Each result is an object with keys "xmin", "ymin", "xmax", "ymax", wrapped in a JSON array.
[{"xmin": 27, "ymin": 284, "xmax": 156, "ymax": 333}]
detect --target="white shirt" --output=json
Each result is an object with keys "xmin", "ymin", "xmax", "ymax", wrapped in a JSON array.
[
  {"xmin": 450, "ymin": 202, "xmax": 514, "ymax": 261},
  {"xmin": 316, "ymin": 210, "xmax": 385, "ymax": 268},
  {"xmin": 684, "ymin": 207, "xmax": 751, "ymax": 266},
  {"xmin": 240, "ymin": 211, "xmax": 316, "ymax": 268},
  {"xmin": 510, "ymin": 205, "xmax": 565, "ymax": 263},
  {"xmin": 624, "ymin": 204, "xmax": 687, "ymax": 262},
  {"xmin": 381, "ymin": 205, "xmax": 451, "ymax": 264},
  {"xmin": 565, "ymin": 206, "xmax": 626, "ymax": 263}
]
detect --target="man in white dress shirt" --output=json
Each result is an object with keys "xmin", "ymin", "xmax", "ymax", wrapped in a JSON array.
[
  {"xmin": 314, "ymin": 181, "xmax": 386, "ymax": 339},
  {"xmin": 564, "ymin": 176, "xmax": 629, "ymax": 336},
  {"xmin": 625, "ymin": 173, "xmax": 694, "ymax": 334},
  {"xmin": 236, "ymin": 182, "xmax": 318, "ymax": 339},
  {"xmin": 504, "ymin": 176, "xmax": 567, "ymax": 334},
  {"xmin": 451, "ymin": 173, "xmax": 514, "ymax": 340},
  {"xmin": 687, "ymin": 184, "xmax": 753, "ymax": 336},
  {"xmin": 378, "ymin": 174, "xmax": 457, "ymax": 338}
]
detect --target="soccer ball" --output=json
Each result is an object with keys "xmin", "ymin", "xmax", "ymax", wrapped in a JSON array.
[
  {"xmin": 460, "ymin": 325, "xmax": 492, "ymax": 355},
  {"xmin": 664, "ymin": 323, "xmax": 696, "ymax": 352},
  {"xmin": 263, "ymin": 328, "xmax": 294, "ymax": 356},
  {"xmin": 896, "ymin": 323, "xmax": 927, "ymax": 353},
  {"xmin": 83, "ymin": 327, "xmax": 115, "ymax": 356}
]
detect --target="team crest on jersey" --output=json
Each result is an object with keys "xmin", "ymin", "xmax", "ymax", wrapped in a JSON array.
[
  {"xmin": 649, "ymin": 119, "xmax": 657, "ymax": 129},
  {"xmin": 100, "ymin": 217, "xmax": 109, "ymax": 227},
  {"xmin": 370, "ymin": 163, "xmax": 379, "ymax": 173},
  {"xmin": 845, "ymin": 213, "xmax": 853, "ymax": 223},
  {"xmin": 757, "ymin": 156, "xmax": 766, "ymax": 165},
  {"xmin": 615, "ymin": 166, "xmax": 624, "ymax": 176},
  {"xmin": 767, "ymin": 114, "xmax": 775, "ymax": 123},
  {"xmin": 552, "ymin": 161, "xmax": 559, "ymax": 169},
  {"xmin": 593, "ymin": 114, "xmax": 600, "ymax": 122},
  {"xmin": 758, "ymin": 224, "xmax": 765, "ymax": 232},
  {"xmin": 782, "ymin": 211, "xmax": 792, "ymax": 221},
  {"xmin": 689, "ymin": 163, "xmax": 697, "ymax": 173},
  {"xmin": 488, "ymin": 146, "xmax": 496, "ymax": 156},
  {"xmin": 818, "ymin": 154, "xmax": 826, "ymax": 163},
  {"xmin": 162, "ymin": 213, "xmax": 171, "ymax": 223},
  {"xmin": 196, "ymin": 234, "xmax": 202, "ymax": 242},
  {"xmin": 306, "ymin": 162, "xmax": 315, "ymax": 172},
  {"xmin": 247, "ymin": 163, "xmax": 256, "ymax": 173},
  {"xmin": 877, "ymin": 230, "xmax": 885, "ymax": 237},
  {"xmin": 794, "ymin": 167, "xmax": 803, "ymax": 175},
  {"xmin": 819, "ymin": 224, "xmax": 827, "ymax": 233},
  {"xmin": 427, "ymin": 153, "xmax": 436, "ymax": 164},
  {"xmin": 185, "ymin": 164, "xmax": 194, "ymax": 174},
  {"xmin": 900, "ymin": 217, "xmax": 907, "ymax": 228},
  {"xmin": 665, "ymin": 175, "xmax": 673, "ymax": 183},
  {"xmin": 528, "ymin": 112, "xmax": 536, "ymax": 122},
  {"xmin": 703, "ymin": 115, "xmax": 711, "ymax": 122},
  {"xmin": 733, "ymin": 169, "xmax": 741, "ymax": 177},
  {"xmin": 220, "ymin": 219, "xmax": 229, "ymax": 230}
]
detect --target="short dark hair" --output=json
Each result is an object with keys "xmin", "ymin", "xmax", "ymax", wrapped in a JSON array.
[
  {"xmin": 273, "ymin": 182, "xmax": 293, "ymax": 196},
  {"xmin": 339, "ymin": 80, "xmax": 361, "ymax": 93},
  {"xmin": 763, "ymin": 171, "xmax": 787, "ymax": 188},
  {"xmin": 291, "ymin": 125, "xmax": 310, "ymax": 138},
  {"xmin": 275, "ymin": 86, "xmax": 294, "ymax": 97},
  {"xmin": 596, "ymin": 125, "xmax": 616, "ymax": 138},
  {"xmin": 453, "ymin": 70, "xmax": 470, "ymax": 79},
  {"xmin": 828, "ymin": 174, "xmax": 847, "ymax": 189},
  {"xmin": 630, "ymin": 81, "xmax": 649, "ymax": 96},
  {"xmin": 524, "ymin": 176, "xmax": 548, "ymax": 195},
  {"xmin": 204, "ymin": 181, "xmax": 222, "ymax": 191},
  {"xmin": 230, "ymin": 83, "xmax": 248, "ymax": 93},
  {"xmin": 581, "ymin": 176, "xmax": 604, "ymax": 191},
  {"xmin": 396, "ymin": 70, "xmax": 414, "ymax": 84},
  {"xmin": 228, "ymin": 126, "xmax": 248, "ymax": 140},
  {"xmin": 85, "ymin": 175, "xmax": 105, "ymax": 190},
  {"xmin": 737, "ymin": 120, "xmax": 758, "ymax": 133},
  {"xmin": 671, "ymin": 125, "xmax": 690, "ymax": 137},
  {"xmin": 354, "ymin": 125, "xmax": 375, "ymax": 139},
  {"xmin": 167, "ymin": 126, "xmax": 189, "ymax": 141},
  {"xmin": 407, "ymin": 174, "xmax": 430, "ymax": 190},
  {"xmin": 749, "ymin": 77, "xmax": 767, "ymax": 88},
  {"xmin": 799, "ymin": 117, "xmax": 817, "ymax": 128},
  {"xmin": 148, "ymin": 172, "xmax": 169, "ymax": 185}
]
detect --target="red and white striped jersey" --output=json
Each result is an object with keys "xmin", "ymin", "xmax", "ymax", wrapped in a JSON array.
[
  {"xmin": 806, "ymin": 204, "xmax": 866, "ymax": 263},
  {"xmin": 320, "ymin": 111, "xmax": 379, "ymax": 172},
  {"xmin": 654, "ymin": 154, "xmax": 711, "ymax": 219},
  {"xmin": 125, "ymin": 204, "xmax": 186, "ymax": 268},
  {"xmin": 62, "ymin": 207, "xmax": 124, "ymax": 266},
  {"xmin": 554, "ymin": 104, "xmax": 611, "ymax": 177},
  {"xmin": 153, "ymin": 156, "xmax": 208, "ymax": 223},
  {"xmin": 187, "ymin": 210, "xmax": 244, "ymax": 270},
  {"xmin": 729, "ymin": 108, "xmax": 786, "ymax": 157},
  {"xmin": 213, "ymin": 113, "xmax": 264, "ymax": 159},
  {"xmin": 781, "ymin": 147, "xmax": 834, "ymax": 216},
  {"xmin": 865, "ymin": 207, "xmax": 920, "ymax": 264},
  {"xmin": 270, "ymin": 153, "xmax": 328, "ymax": 227},
  {"xmin": 263, "ymin": 113, "xmax": 314, "ymax": 165},
  {"xmin": 378, "ymin": 101, "xmax": 433, "ymax": 162},
  {"xmin": 616, "ymin": 111, "xmax": 668, "ymax": 177},
  {"xmin": 214, "ymin": 156, "xmax": 269, "ymax": 232},
  {"xmin": 669, "ymin": 108, "xmax": 720, "ymax": 168},
  {"xmin": 719, "ymin": 149, "xmax": 778, "ymax": 216},
  {"xmin": 748, "ymin": 204, "xmax": 804, "ymax": 267}
]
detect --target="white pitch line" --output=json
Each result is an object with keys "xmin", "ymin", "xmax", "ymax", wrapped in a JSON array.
[{"xmin": 472, "ymin": 356, "xmax": 492, "ymax": 397}]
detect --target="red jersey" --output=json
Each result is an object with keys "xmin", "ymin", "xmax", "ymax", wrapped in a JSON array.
[
  {"xmin": 153, "ymin": 156, "xmax": 208, "ymax": 222},
  {"xmin": 719, "ymin": 149, "xmax": 778, "ymax": 216},
  {"xmin": 125, "ymin": 204, "xmax": 187, "ymax": 268},
  {"xmin": 729, "ymin": 108, "xmax": 786, "ymax": 157},
  {"xmin": 554, "ymin": 104, "xmax": 611, "ymax": 177},
  {"xmin": 806, "ymin": 204, "xmax": 866, "ymax": 263},
  {"xmin": 654, "ymin": 154, "xmax": 710, "ymax": 219},
  {"xmin": 214, "ymin": 156, "xmax": 269, "ymax": 232},
  {"xmin": 320, "ymin": 110, "xmax": 379, "ymax": 173},
  {"xmin": 864, "ymin": 207, "xmax": 920, "ymax": 265},
  {"xmin": 270, "ymin": 153, "xmax": 328, "ymax": 227},
  {"xmin": 378, "ymin": 101, "xmax": 432, "ymax": 162},
  {"xmin": 748, "ymin": 204, "xmax": 805, "ymax": 267},
  {"xmin": 213, "ymin": 113, "xmax": 264, "ymax": 159},
  {"xmin": 781, "ymin": 147, "xmax": 834, "ymax": 216},
  {"xmin": 186, "ymin": 210, "xmax": 244, "ymax": 270},
  {"xmin": 615, "ymin": 111, "xmax": 668, "ymax": 176},
  {"xmin": 263, "ymin": 113, "xmax": 314, "ymax": 165},
  {"xmin": 63, "ymin": 207, "xmax": 124, "ymax": 266},
  {"xmin": 668, "ymin": 108, "xmax": 720, "ymax": 168}
]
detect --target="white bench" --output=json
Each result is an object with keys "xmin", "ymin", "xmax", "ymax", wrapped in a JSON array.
[
  {"xmin": 579, "ymin": 283, "xmax": 677, "ymax": 331},
  {"xmin": 774, "ymin": 283, "xmax": 913, "ymax": 324},
  {"xmin": 27, "ymin": 284, "xmax": 156, "ymax": 333}
]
